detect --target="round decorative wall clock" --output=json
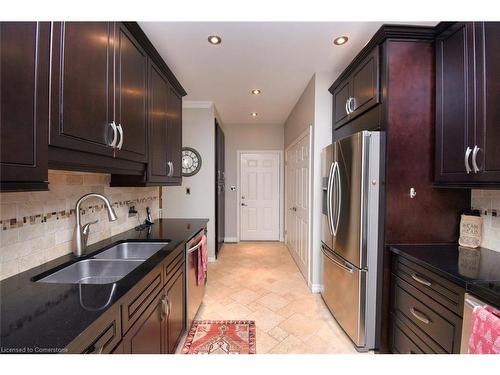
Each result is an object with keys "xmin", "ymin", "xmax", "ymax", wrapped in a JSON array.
[{"xmin": 181, "ymin": 147, "xmax": 202, "ymax": 176}]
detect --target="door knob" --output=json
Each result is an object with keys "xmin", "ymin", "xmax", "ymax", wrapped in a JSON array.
[{"xmin": 241, "ymin": 203, "xmax": 247, "ymax": 206}]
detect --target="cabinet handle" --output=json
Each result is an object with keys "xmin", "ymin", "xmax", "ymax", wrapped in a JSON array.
[
  {"xmin": 167, "ymin": 161, "xmax": 174, "ymax": 177},
  {"xmin": 411, "ymin": 273, "xmax": 432, "ymax": 287},
  {"xmin": 108, "ymin": 122, "xmax": 118, "ymax": 148},
  {"xmin": 160, "ymin": 295, "xmax": 168, "ymax": 321},
  {"xmin": 464, "ymin": 146, "xmax": 472, "ymax": 174},
  {"xmin": 345, "ymin": 98, "xmax": 351, "ymax": 115},
  {"xmin": 472, "ymin": 145, "xmax": 481, "ymax": 173},
  {"xmin": 410, "ymin": 307, "xmax": 431, "ymax": 324},
  {"xmin": 349, "ymin": 97, "xmax": 356, "ymax": 112},
  {"xmin": 116, "ymin": 124, "xmax": 124, "ymax": 150}
]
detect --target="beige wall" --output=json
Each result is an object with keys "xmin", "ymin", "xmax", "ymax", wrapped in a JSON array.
[
  {"xmin": 163, "ymin": 106, "xmax": 217, "ymax": 259},
  {"xmin": 471, "ymin": 189, "xmax": 500, "ymax": 252},
  {"xmin": 224, "ymin": 122, "xmax": 284, "ymax": 240},
  {"xmin": 0, "ymin": 170, "xmax": 160, "ymax": 280},
  {"xmin": 284, "ymin": 76, "xmax": 315, "ymax": 148}
]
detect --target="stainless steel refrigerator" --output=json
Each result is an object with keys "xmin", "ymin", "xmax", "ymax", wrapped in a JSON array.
[{"xmin": 321, "ymin": 130, "xmax": 384, "ymax": 351}]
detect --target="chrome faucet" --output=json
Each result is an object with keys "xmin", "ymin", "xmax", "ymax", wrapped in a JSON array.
[{"xmin": 74, "ymin": 193, "xmax": 118, "ymax": 256}]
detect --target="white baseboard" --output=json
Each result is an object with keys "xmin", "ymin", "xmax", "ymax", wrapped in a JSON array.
[
  {"xmin": 310, "ymin": 284, "xmax": 323, "ymax": 294},
  {"xmin": 224, "ymin": 237, "xmax": 238, "ymax": 243},
  {"xmin": 208, "ymin": 256, "xmax": 216, "ymax": 263}
]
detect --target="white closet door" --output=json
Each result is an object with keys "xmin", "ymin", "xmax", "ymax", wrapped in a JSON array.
[
  {"xmin": 240, "ymin": 152, "xmax": 280, "ymax": 241},
  {"xmin": 285, "ymin": 133, "xmax": 310, "ymax": 278}
]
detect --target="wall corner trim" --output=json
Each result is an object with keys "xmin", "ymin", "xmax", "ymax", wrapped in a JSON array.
[
  {"xmin": 183, "ymin": 101, "xmax": 214, "ymax": 109},
  {"xmin": 208, "ymin": 256, "xmax": 217, "ymax": 263}
]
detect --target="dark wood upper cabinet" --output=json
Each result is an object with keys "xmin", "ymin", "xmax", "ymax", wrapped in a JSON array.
[
  {"xmin": 332, "ymin": 81, "xmax": 350, "ymax": 129},
  {"xmin": 165, "ymin": 85, "xmax": 183, "ymax": 184},
  {"xmin": 114, "ymin": 23, "xmax": 148, "ymax": 163},
  {"xmin": 474, "ymin": 22, "xmax": 500, "ymax": 182},
  {"xmin": 49, "ymin": 22, "xmax": 115, "ymax": 157},
  {"xmin": 435, "ymin": 22, "xmax": 500, "ymax": 186},
  {"xmin": 147, "ymin": 62, "xmax": 170, "ymax": 183},
  {"xmin": 332, "ymin": 48, "xmax": 380, "ymax": 130},
  {"xmin": 0, "ymin": 22, "xmax": 50, "ymax": 191}
]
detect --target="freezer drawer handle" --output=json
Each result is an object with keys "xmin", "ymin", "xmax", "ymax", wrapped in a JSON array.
[
  {"xmin": 410, "ymin": 307, "xmax": 431, "ymax": 324},
  {"xmin": 411, "ymin": 273, "xmax": 432, "ymax": 287},
  {"xmin": 322, "ymin": 246, "xmax": 353, "ymax": 273}
]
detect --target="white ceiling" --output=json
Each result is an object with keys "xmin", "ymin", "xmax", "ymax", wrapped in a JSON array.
[{"xmin": 139, "ymin": 22, "xmax": 437, "ymax": 125}]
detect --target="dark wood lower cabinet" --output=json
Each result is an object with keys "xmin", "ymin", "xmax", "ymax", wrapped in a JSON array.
[
  {"xmin": 66, "ymin": 245, "xmax": 186, "ymax": 354},
  {"xmin": 390, "ymin": 254, "xmax": 464, "ymax": 354},
  {"xmin": 165, "ymin": 269, "xmax": 185, "ymax": 354},
  {"xmin": 122, "ymin": 289, "xmax": 165, "ymax": 354}
]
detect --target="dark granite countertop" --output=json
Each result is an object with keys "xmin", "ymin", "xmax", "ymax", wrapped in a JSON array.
[
  {"xmin": 0, "ymin": 218, "xmax": 208, "ymax": 353},
  {"xmin": 390, "ymin": 244, "xmax": 500, "ymax": 308}
]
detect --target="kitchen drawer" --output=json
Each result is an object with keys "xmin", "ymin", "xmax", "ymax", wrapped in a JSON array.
[
  {"xmin": 165, "ymin": 248, "xmax": 184, "ymax": 280},
  {"xmin": 121, "ymin": 265, "xmax": 163, "ymax": 333},
  {"xmin": 392, "ymin": 275, "xmax": 462, "ymax": 353},
  {"xmin": 66, "ymin": 304, "xmax": 121, "ymax": 354},
  {"xmin": 393, "ymin": 254, "xmax": 464, "ymax": 316},
  {"xmin": 391, "ymin": 313, "xmax": 437, "ymax": 354}
]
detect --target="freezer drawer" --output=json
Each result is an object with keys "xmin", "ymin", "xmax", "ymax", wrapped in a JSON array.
[{"xmin": 321, "ymin": 245, "xmax": 366, "ymax": 347}]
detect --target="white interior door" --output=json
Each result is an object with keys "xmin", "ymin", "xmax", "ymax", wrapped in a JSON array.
[
  {"xmin": 285, "ymin": 133, "xmax": 310, "ymax": 279},
  {"xmin": 240, "ymin": 152, "xmax": 280, "ymax": 241}
]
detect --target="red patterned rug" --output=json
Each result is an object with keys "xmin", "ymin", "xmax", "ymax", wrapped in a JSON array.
[{"xmin": 181, "ymin": 320, "xmax": 256, "ymax": 354}]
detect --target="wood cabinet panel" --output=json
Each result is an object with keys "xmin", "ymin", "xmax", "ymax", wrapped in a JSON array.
[
  {"xmin": 436, "ymin": 21, "xmax": 500, "ymax": 185},
  {"xmin": 474, "ymin": 22, "xmax": 500, "ymax": 181},
  {"xmin": 49, "ymin": 22, "xmax": 115, "ymax": 157},
  {"xmin": 165, "ymin": 268, "xmax": 185, "ymax": 353},
  {"xmin": 350, "ymin": 48, "xmax": 380, "ymax": 118},
  {"xmin": 122, "ymin": 290, "xmax": 165, "ymax": 354},
  {"xmin": 147, "ymin": 63, "xmax": 169, "ymax": 182},
  {"xmin": 115, "ymin": 24, "xmax": 148, "ymax": 163},
  {"xmin": 333, "ymin": 81, "xmax": 350, "ymax": 129},
  {"xmin": 435, "ymin": 23, "xmax": 475, "ymax": 182},
  {"xmin": 166, "ymin": 86, "xmax": 183, "ymax": 184},
  {"xmin": 0, "ymin": 22, "xmax": 50, "ymax": 190}
]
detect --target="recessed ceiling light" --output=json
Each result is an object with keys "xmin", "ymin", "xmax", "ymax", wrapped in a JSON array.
[
  {"xmin": 333, "ymin": 36, "xmax": 349, "ymax": 45},
  {"xmin": 250, "ymin": 112, "xmax": 258, "ymax": 117},
  {"xmin": 251, "ymin": 89, "xmax": 261, "ymax": 95},
  {"xmin": 208, "ymin": 35, "xmax": 222, "ymax": 45}
]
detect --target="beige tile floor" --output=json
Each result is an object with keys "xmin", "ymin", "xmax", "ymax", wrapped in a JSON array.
[{"xmin": 195, "ymin": 241, "xmax": 360, "ymax": 354}]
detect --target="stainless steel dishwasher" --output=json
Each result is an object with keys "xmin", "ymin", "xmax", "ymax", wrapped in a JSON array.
[
  {"xmin": 186, "ymin": 229, "xmax": 207, "ymax": 329},
  {"xmin": 460, "ymin": 292, "xmax": 500, "ymax": 353}
]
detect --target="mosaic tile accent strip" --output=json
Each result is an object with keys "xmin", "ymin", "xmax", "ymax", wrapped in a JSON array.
[{"xmin": 1, "ymin": 196, "xmax": 158, "ymax": 231}]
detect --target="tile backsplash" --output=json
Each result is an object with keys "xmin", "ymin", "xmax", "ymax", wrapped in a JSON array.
[
  {"xmin": 471, "ymin": 189, "xmax": 500, "ymax": 252},
  {"xmin": 0, "ymin": 170, "xmax": 160, "ymax": 280}
]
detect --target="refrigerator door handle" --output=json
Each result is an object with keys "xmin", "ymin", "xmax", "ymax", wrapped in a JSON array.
[
  {"xmin": 327, "ymin": 162, "xmax": 335, "ymax": 235},
  {"xmin": 333, "ymin": 161, "xmax": 341, "ymax": 236}
]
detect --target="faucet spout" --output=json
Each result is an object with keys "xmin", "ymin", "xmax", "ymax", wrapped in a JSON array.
[{"xmin": 74, "ymin": 193, "xmax": 117, "ymax": 256}]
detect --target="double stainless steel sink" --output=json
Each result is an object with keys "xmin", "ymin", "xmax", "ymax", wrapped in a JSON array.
[{"xmin": 36, "ymin": 242, "xmax": 169, "ymax": 285}]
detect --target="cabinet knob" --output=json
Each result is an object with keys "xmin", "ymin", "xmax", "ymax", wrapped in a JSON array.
[{"xmin": 409, "ymin": 187, "xmax": 416, "ymax": 199}]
